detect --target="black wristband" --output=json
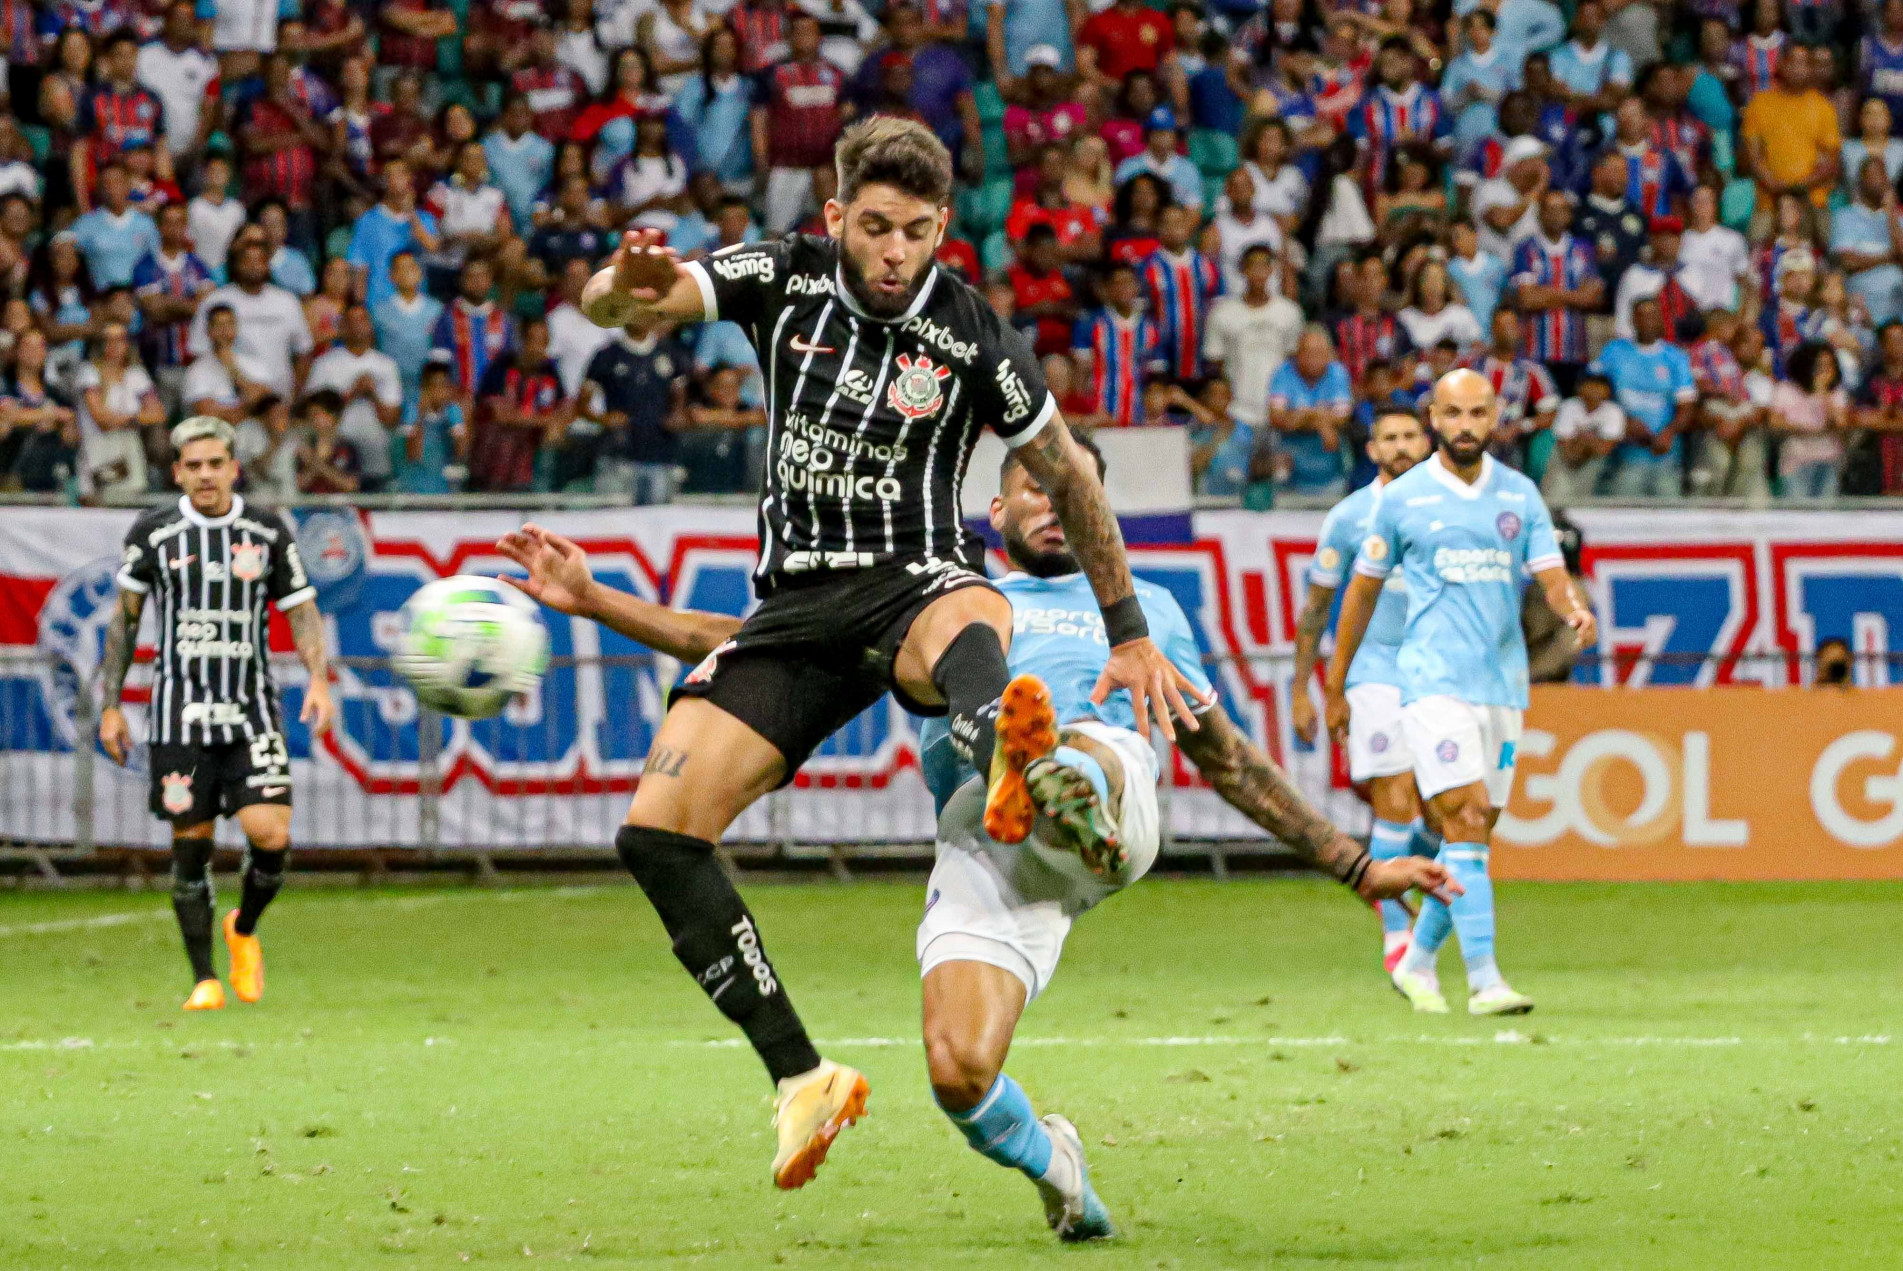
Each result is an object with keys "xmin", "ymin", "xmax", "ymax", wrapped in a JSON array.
[
  {"xmin": 1340, "ymin": 848, "xmax": 1372, "ymax": 892},
  {"xmin": 1102, "ymin": 595, "xmax": 1149, "ymax": 646}
]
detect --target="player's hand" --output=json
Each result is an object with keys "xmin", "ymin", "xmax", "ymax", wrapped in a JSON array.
[
  {"xmin": 1090, "ymin": 636, "xmax": 1213, "ymax": 743},
  {"xmin": 609, "ymin": 228, "xmax": 680, "ymax": 303},
  {"xmin": 1564, "ymin": 604, "xmax": 1597, "ymax": 649},
  {"xmin": 98, "ymin": 705, "xmax": 130, "ymax": 766},
  {"xmin": 1323, "ymin": 686, "xmax": 1351, "ymax": 748},
  {"xmin": 1290, "ymin": 687, "xmax": 1319, "ymax": 745},
  {"xmin": 1358, "ymin": 856, "xmax": 1462, "ymax": 905},
  {"xmin": 496, "ymin": 523, "xmax": 597, "ymax": 618},
  {"xmin": 301, "ymin": 679, "xmax": 334, "ymax": 737}
]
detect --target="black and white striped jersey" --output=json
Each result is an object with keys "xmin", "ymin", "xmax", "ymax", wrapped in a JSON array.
[
  {"xmin": 681, "ymin": 235, "xmax": 1056, "ymax": 586},
  {"xmin": 116, "ymin": 495, "xmax": 316, "ymax": 747}
]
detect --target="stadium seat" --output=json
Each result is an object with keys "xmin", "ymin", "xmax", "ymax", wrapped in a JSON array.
[
  {"xmin": 1522, "ymin": 429, "xmax": 1554, "ymax": 485},
  {"xmin": 960, "ymin": 178, "xmax": 1014, "ymax": 238},
  {"xmin": 19, "ymin": 125, "xmax": 49, "ymax": 167},
  {"xmin": 1721, "ymin": 179, "xmax": 1756, "ymax": 232},
  {"xmin": 1188, "ymin": 129, "xmax": 1238, "ymax": 179},
  {"xmin": 1203, "ymin": 175, "xmax": 1227, "ymax": 212},
  {"xmin": 972, "ymin": 81, "xmax": 1005, "ymax": 125},
  {"xmin": 1709, "ymin": 129, "xmax": 1735, "ymax": 177},
  {"xmin": 982, "ymin": 123, "xmax": 1010, "ymax": 177},
  {"xmin": 981, "ymin": 230, "xmax": 1012, "ymax": 273}
]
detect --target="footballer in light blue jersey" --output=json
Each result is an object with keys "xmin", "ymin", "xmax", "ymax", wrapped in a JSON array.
[
  {"xmin": 1292, "ymin": 410, "xmax": 1437, "ymax": 975},
  {"xmin": 1353, "ymin": 451, "xmax": 1564, "ymax": 711},
  {"xmin": 1328, "ymin": 369, "xmax": 1593, "ymax": 1019}
]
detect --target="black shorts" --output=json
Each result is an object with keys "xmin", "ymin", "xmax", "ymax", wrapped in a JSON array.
[
  {"xmin": 148, "ymin": 731, "xmax": 292, "ymax": 825},
  {"xmin": 672, "ymin": 558, "xmax": 998, "ymax": 782}
]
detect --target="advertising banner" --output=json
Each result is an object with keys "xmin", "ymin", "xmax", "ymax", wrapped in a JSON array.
[
  {"xmin": 1497, "ymin": 686, "xmax": 1903, "ymax": 880},
  {"xmin": 0, "ymin": 504, "xmax": 1898, "ymax": 854}
]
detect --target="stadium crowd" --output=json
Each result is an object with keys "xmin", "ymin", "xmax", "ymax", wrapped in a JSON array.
[{"xmin": 0, "ymin": 0, "xmax": 1902, "ymax": 502}]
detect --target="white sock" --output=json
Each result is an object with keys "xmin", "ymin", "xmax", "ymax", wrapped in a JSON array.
[
  {"xmin": 1466, "ymin": 954, "xmax": 1505, "ymax": 994},
  {"xmin": 1397, "ymin": 939, "xmax": 1437, "ymax": 979},
  {"xmin": 1036, "ymin": 1134, "xmax": 1080, "ymax": 1196}
]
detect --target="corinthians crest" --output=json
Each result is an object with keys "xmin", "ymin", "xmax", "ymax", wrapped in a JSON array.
[
  {"xmin": 886, "ymin": 353, "xmax": 951, "ymax": 420},
  {"xmin": 160, "ymin": 771, "xmax": 194, "ymax": 815},
  {"xmin": 230, "ymin": 541, "xmax": 267, "ymax": 582}
]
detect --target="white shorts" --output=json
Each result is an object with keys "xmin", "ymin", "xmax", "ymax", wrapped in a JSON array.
[
  {"xmin": 1402, "ymin": 695, "xmax": 1523, "ymax": 806},
  {"xmin": 1345, "ymin": 682, "xmax": 1413, "ymax": 782},
  {"xmin": 917, "ymin": 720, "xmax": 1159, "ymax": 1001}
]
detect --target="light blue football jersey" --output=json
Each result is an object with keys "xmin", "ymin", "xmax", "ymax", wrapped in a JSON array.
[
  {"xmin": 919, "ymin": 572, "xmax": 1215, "ymax": 811},
  {"xmin": 1309, "ymin": 479, "xmax": 1408, "ymax": 691},
  {"xmin": 1353, "ymin": 454, "xmax": 1563, "ymax": 710}
]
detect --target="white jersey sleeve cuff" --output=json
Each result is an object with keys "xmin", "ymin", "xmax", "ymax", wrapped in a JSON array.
[
  {"xmin": 115, "ymin": 571, "xmax": 148, "ymax": 594},
  {"xmin": 274, "ymin": 586, "xmax": 318, "ymax": 612},
  {"xmin": 682, "ymin": 259, "xmax": 718, "ymax": 322},
  {"xmin": 1352, "ymin": 558, "xmax": 1393, "ymax": 580},
  {"xmin": 997, "ymin": 391, "xmax": 1058, "ymax": 448},
  {"xmin": 1306, "ymin": 564, "xmax": 1344, "ymax": 587},
  {"xmin": 1526, "ymin": 553, "xmax": 1564, "ymax": 575}
]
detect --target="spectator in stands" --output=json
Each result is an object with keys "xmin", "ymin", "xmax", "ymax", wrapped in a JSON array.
[
  {"xmin": 1333, "ymin": 252, "xmax": 1410, "ymax": 390},
  {"xmin": 1142, "ymin": 203, "xmax": 1221, "ymax": 380},
  {"xmin": 257, "ymin": 199, "xmax": 318, "ymax": 297},
  {"xmin": 373, "ymin": 250, "xmax": 445, "ymax": 409},
  {"xmin": 1265, "ymin": 324, "xmax": 1353, "ymax": 497},
  {"xmin": 183, "ymin": 301, "xmax": 273, "ymax": 425},
  {"xmin": 433, "ymin": 257, "xmax": 515, "ymax": 403},
  {"xmin": 1854, "ymin": 321, "xmax": 1903, "ymax": 495},
  {"xmin": 483, "ymin": 94, "xmax": 558, "ymax": 235},
  {"xmin": 184, "ymin": 153, "xmax": 243, "ymax": 282},
  {"xmin": 70, "ymin": 160, "xmax": 160, "ymax": 289},
  {"xmin": 306, "ymin": 302, "xmax": 403, "ymax": 492},
  {"xmin": 233, "ymin": 394, "xmax": 299, "ymax": 502},
  {"xmin": 1512, "ymin": 188, "xmax": 1602, "ymax": 393},
  {"xmin": 1072, "ymin": 259, "xmax": 1162, "ymax": 428},
  {"xmin": 137, "ymin": 1, "xmax": 220, "ymax": 165},
  {"xmin": 546, "ymin": 257, "xmax": 616, "ymax": 400},
  {"xmin": 674, "ymin": 29, "xmax": 758, "ymax": 196},
  {"xmin": 1466, "ymin": 308, "xmax": 1560, "ymax": 469},
  {"xmin": 854, "ymin": 3, "xmax": 981, "ymax": 177},
  {"xmin": 1550, "ymin": 0, "xmax": 1632, "ymax": 123},
  {"xmin": 1679, "ymin": 184, "xmax": 1752, "ymax": 315},
  {"xmin": 472, "ymin": 313, "xmax": 571, "ymax": 494},
  {"xmin": 1741, "ymin": 43, "xmax": 1841, "ymax": 214},
  {"xmin": 1593, "ymin": 294, "xmax": 1696, "ymax": 497},
  {"xmin": 1473, "ymin": 136, "xmax": 1547, "ymax": 263},
  {"xmin": 1831, "ymin": 155, "xmax": 1903, "ymax": 327},
  {"xmin": 395, "ymin": 358, "xmax": 468, "ymax": 494},
  {"xmin": 988, "ymin": 0, "xmax": 1077, "ymax": 85},
  {"xmin": 1689, "ymin": 309, "xmax": 1773, "ymax": 499},
  {"xmin": 1204, "ymin": 242, "xmax": 1302, "ymax": 451},
  {"xmin": 1543, "ymin": 369, "xmax": 1622, "ymax": 500},
  {"xmin": 1008, "ymin": 223, "xmax": 1078, "ymax": 359},
  {"xmin": 1443, "ymin": 10, "xmax": 1517, "ymax": 154},
  {"xmin": 1399, "ymin": 257, "xmax": 1484, "ymax": 355},
  {"xmin": 4, "ymin": 330, "xmax": 80, "ymax": 494},
  {"xmin": 580, "ymin": 309, "xmax": 688, "ymax": 502},
  {"xmin": 294, "ymin": 388, "xmax": 362, "ymax": 495},
  {"xmin": 235, "ymin": 52, "xmax": 331, "ymax": 257},
  {"xmin": 189, "ymin": 238, "xmax": 314, "ymax": 400},
  {"xmin": 752, "ymin": 12, "xmax": 847, "ymax": 235},
  {"xmin": 77, "ymin": 320, "xmax": 164, "ymax": 499},
  {"xmin": 1773, "ymin": 339, "xmax": 1852, "ymax": 497},
  {"xmin": 1612, "ymin": 215, "xmax": 1697, "ymax": 340},
  {"xmin": 348, "ymin": 158, "xmax": 441, "ymax": 309},
  {"xmin": 1003, "ymin": 45, "xmax": 1087, "ymax": 166},
  {"xmin": 131, "ymin": 200, "xmax": 215, "ymax": 413},
  {"xmin": 1349, "ymin": 36, "xmax": 1451, "ymax": 200}
]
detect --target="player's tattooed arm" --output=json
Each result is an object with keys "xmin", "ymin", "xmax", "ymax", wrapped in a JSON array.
[
  {"xmin": 1179, "ymin": 709, "xmax": 1460, "ymax": 904},
  {"xmin": 1014, "ymin": 416, "xmax": 1212, "ymax": 738},
  {"xmin": 1288, "ymin": 582, "xmax": 1335, "ymax": 744},
  {"xmin": 97, "ymin": 588, "xmax": 145, "ymax": 764},
  {"xmin": 285, "ymin": 599, "xmax": 335, "ymax": 736}
]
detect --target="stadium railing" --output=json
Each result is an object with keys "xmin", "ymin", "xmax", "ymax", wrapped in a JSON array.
[{"xmin": 0, "ymin": 646, "xmax": 1872, "ymax": 883}]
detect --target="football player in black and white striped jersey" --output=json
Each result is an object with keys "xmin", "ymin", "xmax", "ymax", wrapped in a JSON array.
[
  {"xmin": 98, "ymin": 416, "xmax": 334, "ymax": 1011},
  {"xmin": 578, "ymin": 116, "xmax": 1209, "ymax": 1190}
]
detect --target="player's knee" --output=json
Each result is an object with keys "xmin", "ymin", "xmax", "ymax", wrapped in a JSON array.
[
  {"xmin": 1441, "ymin": 801, "xmax": 1491, "ymax": 845},
  {"xmin": 924, "ymin": 1028, "xmax": 1001, "ymax": 1112},
  {"xmin": 246, "ymin": 825, "xmax": 291, "ymax": 853},
  {"xmin": 171, "ymin": 837, "xmax": 214, "ymax": 889}
]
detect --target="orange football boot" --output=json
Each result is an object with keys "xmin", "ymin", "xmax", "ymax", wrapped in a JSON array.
[
  {"xmin": 223, "ymin": 909, "xmax": 264, "ymax": 1004},
  {"xmin": 772, "ymin": 1060, "xmax": 870, "ymax": 1190},
  {"xmin": 983, "ymin": 674, "xmax": 1058, "ymax": 844},
  {"xmin": 182, "ymin": 978, "xmax": 225, "ymax": 1010}
]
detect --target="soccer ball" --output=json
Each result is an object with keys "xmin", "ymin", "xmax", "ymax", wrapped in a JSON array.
[{"xmin": 393, "ymin": 575, "xmax": 550, "ymax": 719}]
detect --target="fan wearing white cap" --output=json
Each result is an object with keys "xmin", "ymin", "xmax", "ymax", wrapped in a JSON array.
[{"xmin": 1471, "ymin": 135, "xmax": 1550, "ymax": 261}]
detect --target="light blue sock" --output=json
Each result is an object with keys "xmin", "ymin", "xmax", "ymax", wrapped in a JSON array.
[
  {"xmin": 939, "ymin": 1074, "xmax": 1053, "ymax": 1181},
  {"xmin": 1442, "ymin": 843, "xmax": 1503, "ymax": 992},
  {"xmin": 1408, "ymin": 818, "xmax": 1442, "ymax": 859},
  {"xmin": 1368, "ymin": 819, "xmax": 1414, "ymax": 936}
]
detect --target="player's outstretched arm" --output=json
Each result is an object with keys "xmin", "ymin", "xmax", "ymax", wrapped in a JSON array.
[
  {"xmin": 1013, "ymin": 415, "xmax": 1212, "ymax": 739},
  {"xmin": 284, "ymin": 599, "xmax": 334, "ymax": 737},
  {"xmin": 1532, "ymin": 564, "xmax": 1597, "ymax": 649},
  {"xmin": 579, "ymin": 228, "xmax": 709, "ymax": 329},
  {"xmin": 1177, "ymin": 707, "xmax": 1459, "ymax": 903},
  {"xmin": 97, "ymin": 587, "xmax": 144, "ymax": 766},
  {"xmin": 495, "ymin": 524, "xmax": 741, "ymax": 663},
  {"xmin": 1289, "ymin": 581, "xmax": 1335, "ymax": 744},
  {"xmin": 1322, "ymin": 572, "xmax": 1382, "ymax": 747}
]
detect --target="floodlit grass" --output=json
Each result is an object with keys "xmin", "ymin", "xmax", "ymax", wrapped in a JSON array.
[{"xmin": 4, "ymin": 877, "xmax": 1903, "ymax": 1267}]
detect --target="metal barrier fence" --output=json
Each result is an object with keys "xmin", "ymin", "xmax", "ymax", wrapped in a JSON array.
[{"xmin": 0, "ymin": 646, "xmax": 1882, "ymax": 860}]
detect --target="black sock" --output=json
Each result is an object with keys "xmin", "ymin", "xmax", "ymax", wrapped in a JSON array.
[
  {"xmin": 615, "ymin": 825, "xmax": 822, "ymax": 1084},
  {"xmin": 171, "ymin": 838, "xmax": 216, "ymax": 984},
  {"xmin": 235, "ymin": 848, "xmax": 285, "ymax": 936},
  {"xmin": 932, "ymin": 624, "xmax": 1011, "ymax": 778}
]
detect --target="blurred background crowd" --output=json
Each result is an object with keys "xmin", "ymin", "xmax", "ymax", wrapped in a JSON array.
[{"xmin": 0, "ymin": 0, "xmax": 1901, "ymax": 504}]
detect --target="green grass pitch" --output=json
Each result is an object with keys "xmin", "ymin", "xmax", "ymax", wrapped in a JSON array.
[{"xmin": 5, "ymin": 877, "xmax": 1903, "ymax": 1268}]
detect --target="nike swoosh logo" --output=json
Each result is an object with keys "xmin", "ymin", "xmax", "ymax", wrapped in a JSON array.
[
  {"xmin": 789, "ymin": 335, "xmax": 835, "ymax": 355},
  {"xmin": 260, "ymin": 787, "xmax": 286, "ymax": 797}
]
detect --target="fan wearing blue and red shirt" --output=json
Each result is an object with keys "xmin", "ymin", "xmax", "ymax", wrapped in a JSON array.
[
  {"xmin": 1861, "ymin": 0, "xmax": 1903, "ymax": 123},
  {"xmin": 1347, "ymin": 36, "xmax": 1450, "ymax": 200},
  {"xmin": 752, "ymin": 13, "xmax": 848, "ymax": 234},
  {"xmin": 1140, "ymin": 204, "xmax": 1221, "ymax": 381},
  {"xmin": 432, "ymin": 257, "xmax": 516, "ymax": 401},
  {"xmin": 1073, "ymin": 260, "xmax": 1164, "ymax": 428},
  {"xmin": 234, "ymin": 53, "xmax": 324, "ymax": 225},
  {"xmin": 471, "ymin": 313, "xmax": 570, "ymax": 493},
  {"xmin": 1509, "ymin": 189, "xmax": 1603, "ymax": 394},
  {"xmin": 131, "ymin": 200, "xmax": 213, "ymax": 383},
  {"xmin": 83, "ymin": 30, "xmax": 168, "ymax": 166},
  {"xmin": 1592, "ymin": 97, "xmax": 1692, "ymax": 220}
]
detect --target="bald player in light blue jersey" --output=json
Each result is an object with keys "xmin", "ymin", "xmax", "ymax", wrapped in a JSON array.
[
  {"xmin": 498, "ymin": 431, "xmax": 1453, "ymax": 1241},
  {"xmin": 1290, "ymin": 412, "xmax": 1440, "ymax": 974},
  {"xmin": 1326, "ymin": 369, "xmax": 1596, "ymax": 1016}
]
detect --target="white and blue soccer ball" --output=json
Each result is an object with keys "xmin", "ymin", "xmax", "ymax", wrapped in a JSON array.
[{"xmin": 393, "ymin": 575, "xmax": 549, "ymax": 719}]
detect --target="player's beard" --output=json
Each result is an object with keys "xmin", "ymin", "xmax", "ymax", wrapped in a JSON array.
[
  {"xmin": 1440, "ymin": 430, "xmax": 1488, "ymax": 467},
  {"xmin": 1002, "ymin": 523, "xmax": 1079, "ymax": 578},
  {"xmin": 838, "ymin": 235, "xmax": 932, "ymax": 319}
]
